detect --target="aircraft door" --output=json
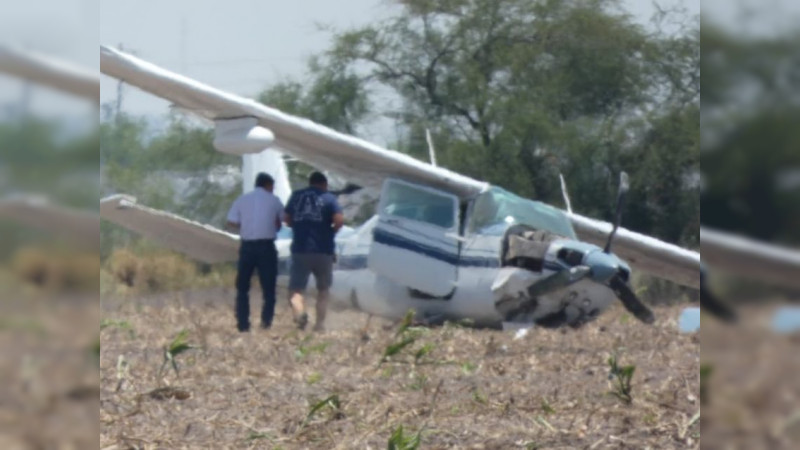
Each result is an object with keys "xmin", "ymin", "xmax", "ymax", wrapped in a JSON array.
[{"xmin": 368, "ymin": 178, "xmax": 461, "ymax": 297}]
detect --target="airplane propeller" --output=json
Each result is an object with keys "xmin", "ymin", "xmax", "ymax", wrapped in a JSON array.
[
  {"xmin": 608, "ymin": 274, "xmax": 655, "ymax": 323},
  {"xmin": 699, "ymin": 264, "xmax": 737, "ymax": 322},
  {"xmin": 513, "ymin": 171, "xmax": 655, "ymax": 324}
]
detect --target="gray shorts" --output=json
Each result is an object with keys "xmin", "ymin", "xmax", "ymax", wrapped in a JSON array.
[{"xmin": 289, "ymin": 253, "xmax": 334, "ymax": 292}]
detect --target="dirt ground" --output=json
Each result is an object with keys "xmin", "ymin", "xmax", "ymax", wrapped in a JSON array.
[
  {"xmin": 0, "ymin": 293, "xmax": 100, "ymax": 449},
  {"xmin": 700, "ymin": 302, "xmax": 800, "ymax": 450},
  {"xmin": 99, "ymin": 287, "xmax": 701, "ymax": 449}
]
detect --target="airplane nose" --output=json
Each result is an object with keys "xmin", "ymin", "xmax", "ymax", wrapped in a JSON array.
[{"xmin": 583, "ymin": 251, "xmax": 620, "ymax": 282}]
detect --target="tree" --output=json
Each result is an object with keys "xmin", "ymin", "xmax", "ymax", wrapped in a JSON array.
[
  {"xmin": 700, "ymin": 23, "xmax": 800, "ymax": 245},
  {"xmin": 294, "ymin": 0, "xmax": 699, "ymax": 244}
]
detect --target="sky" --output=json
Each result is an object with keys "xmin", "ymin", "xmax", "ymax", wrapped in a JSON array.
[
  {"xmin": 5, "ymin": 0, "xmax": 798, "ymax": 126},
  {"xmin": 0, "ymin": 0, "xmax": 98, "ymax": 122},
  {"xmin": 99, "ymin": 0, "xmax": 400, "ymax": 119},
  {"xmin": 98, "ymin": 0, "xmax": 700, "ymax": 136}
]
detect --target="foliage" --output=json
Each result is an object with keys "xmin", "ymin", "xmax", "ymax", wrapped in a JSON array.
[
  {"xmin": 607, "ymin": 353, "xmax": 636, "ymax": 404},
  {"xmin": 700, "ymin": 363, "xmax": 713, "ymax": 405},
  {"xmin": 159, "ymin": 329, "xmax": 196, "ymax": 377},
  {"xmin": 256, "ymin": 0, "xmax": 701, "ymax": 245},
  {"xmin": 10, "ymin": 247, "xmax": 99, "ymax": 292},
  {"xmin": 0, "ymin": 118, "xmax": 98, "ymax": 209},
  {"xmin": 380, "ymin": 309, "xmax": 441, "ymax": 365},
  {"xmin": 387, "ymin": 424, "xmax": 422, "ymax": 450},
  {"xmin": 382, "ymin": 335, "xmax": 419, "ymax": 363},
  {"xmin": 303, "ymin": 394, "xmax": 344, "ymax": 427},
  {"xmin": 102, "ymin": 247, "xmax": 235, "ymax": 295},
  {"xmin": 700, "ymin": 23, "xmax": 800, "ymax": 245},
  {"xmin": 296, "ymin": 336, "xmax": 330, "ymax": 359}
]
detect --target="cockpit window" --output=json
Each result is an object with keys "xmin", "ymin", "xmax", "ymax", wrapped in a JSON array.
[
  {"xmin": 468, "ymin": 187, "xmax": 577, "ymax": 239},
  {"xmin": 380, "ymin": 180, "xmax": 457, "ymax": 229}
]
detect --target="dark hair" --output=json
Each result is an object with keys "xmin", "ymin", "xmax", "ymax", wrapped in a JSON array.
[
  {"xmin": 309, "ymin": 171, "xmax": 328, "ymax": 186},
  {"xmin": 255, "ymin": 172, "xmax": 274, "ymax": 188}
]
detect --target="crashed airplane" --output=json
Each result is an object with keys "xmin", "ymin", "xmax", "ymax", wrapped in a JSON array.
[{"xmin": 97, "ymin": 45, "xmax": 707, "ymax": 329}]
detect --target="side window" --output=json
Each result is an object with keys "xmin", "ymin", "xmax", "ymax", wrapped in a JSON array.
[
  {"xmin": 468, "ymin": 191, "xmax": 501, "ymax": 234},
  {"xmin": 380, "ymin": 180, "xmax": 457, "ymax": 229}
]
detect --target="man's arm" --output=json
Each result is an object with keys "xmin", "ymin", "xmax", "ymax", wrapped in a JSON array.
[
  {"xmin": 275, "ymin": 199, "xmax": 284, "ymax": 232},
  {"xmin": 225, "ymin": 197, "xmax": 241, "ymax": 234},
  {"xmin": 332, "ymin": 212, "xmax": 344, "ymax": 233},
  {"xmin": 225, "ymin": 221, "xmax": 241, "ymax": 234},
  {"xmin": 283, "ymin": 193, "xmax": 295, "ymax": 227},
  {"xmin": 329, "ymin": 195, "xmax": 345, "ymax": 233}
]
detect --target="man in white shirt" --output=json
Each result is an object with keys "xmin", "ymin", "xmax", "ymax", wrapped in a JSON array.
[{"xmin": 226, "ymin": 172, "xmax": 284, "ymax": 332}]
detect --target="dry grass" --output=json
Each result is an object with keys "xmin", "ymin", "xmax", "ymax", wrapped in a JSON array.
[
  {"xmin": 100, "ymin": 287, "xmax": 700, "ymax": 449},
  {"xmin": 10, "ymin": 246, "xmax": 99, "ymax": 292},
  {"xmin": 0, "ymin": 293, "xmax": 99, "ymax": 449},
  {"xmin": 700, "ymin": 302, "xmax": 800, "ymax": 449},
  {"xmin": 103, "ymin": 249, "xmax": 236, "ymax": 296}
]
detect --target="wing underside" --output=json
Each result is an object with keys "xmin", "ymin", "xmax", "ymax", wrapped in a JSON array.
[{"xmin": 100, "ymin": 195, "xmax": 239, "ymax": 264}]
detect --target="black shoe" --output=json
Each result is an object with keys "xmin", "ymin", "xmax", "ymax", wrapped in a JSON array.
[
  {"xmin": 238, "ymin": 325, "xmax": 251, "ymax": 332},
  {"xmin": 294, "ymin": 312, "xmax": 308, "ymax": 330},
  {"xmin": 260, "ymin": 321, "xmax": 272, "ymax": 330}
]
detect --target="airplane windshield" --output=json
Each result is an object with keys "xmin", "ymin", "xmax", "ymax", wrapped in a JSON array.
[{"xmin": 468, "ymin": 187, "xmax": 577, "ymax": 239}]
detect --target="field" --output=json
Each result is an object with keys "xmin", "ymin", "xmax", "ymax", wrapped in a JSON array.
[
  {"xmin": 100, "ymin": 286, "xmax": 700, "ymax": 449},
  {"xmin": 0, "ymin": 292, "xmax": 99, "ymax": 449}
]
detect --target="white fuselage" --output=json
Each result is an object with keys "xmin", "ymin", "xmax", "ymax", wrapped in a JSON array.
[{"xmin": 274, "ymin": 214, "xmax": 619, "ymax": 328}]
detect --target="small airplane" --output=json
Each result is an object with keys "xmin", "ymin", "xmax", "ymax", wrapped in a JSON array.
[{"xmin": 97, "ymin": 45, "xmax": 700, "ymax": 330}]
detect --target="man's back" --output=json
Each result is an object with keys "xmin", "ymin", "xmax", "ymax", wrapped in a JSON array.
[
  {"xmin": 228, "ymin": 188, "xmax": 283, "ymax": 240},
  {"xmin": 286, "ymin": 186, "xmax": 341, "ymax": 254}
]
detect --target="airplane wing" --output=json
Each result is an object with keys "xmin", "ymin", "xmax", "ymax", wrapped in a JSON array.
[
  {"xmin": 700, "ymin": 227, "xmax": 800, "ymax": 291},
  {"xmin": 100, "ymin": 195, "xmax": 239, "ymax": 264},
  {"xmin": 0, "ymin": 46, "xmax": 99, "ymax": 101},
  {"xmin": 568, "ymin": 213, "xmax": 700, "ymax": 289},
  {"xmin": 0, "ymin": 195, "xmax": 99, "ymax": 250},
  {"xmin": 99, "ymin": 45, "xmax": 486, "ymax": 199}
]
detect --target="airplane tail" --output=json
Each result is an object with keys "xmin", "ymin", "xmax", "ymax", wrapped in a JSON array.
[{"xmin": 241, "ymin": 148, "xmax": 292, "ymax": 205}]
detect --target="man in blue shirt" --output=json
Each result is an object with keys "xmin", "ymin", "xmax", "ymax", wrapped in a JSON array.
[
  {"xmin": 226, "ymin": 173, "xmax": 284, "ymax": 332},
  {"xmin": 284, "ymin": 171, "xmax": 344, "ymax": 331}
]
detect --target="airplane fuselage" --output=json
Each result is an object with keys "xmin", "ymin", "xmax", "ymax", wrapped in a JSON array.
[{"xmin": 274, "ymin": 199, "xmax": 624, "ymax": 329}]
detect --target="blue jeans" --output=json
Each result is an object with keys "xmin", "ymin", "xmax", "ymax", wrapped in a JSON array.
[{"xmin": 235, "ymin": 240, "xmax": 278, "ymax": 331}]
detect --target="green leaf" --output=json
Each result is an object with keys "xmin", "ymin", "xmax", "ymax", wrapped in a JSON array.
[
  {"xmin": 381, "ymin": 336, "xmax": 417, "ymax": 362},
  {"xmin": 414, "ymin": 343, "xmax": 434, "ymax": 363},
  {"xmin": 304, "ymin": 394, "xmax": 342, "ymax": 426},
  {"xmin": 387, "ymin": 425, "xmax": 421, "ymax": 450}
]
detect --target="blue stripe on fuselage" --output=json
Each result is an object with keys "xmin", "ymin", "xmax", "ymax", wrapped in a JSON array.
[
  {"xmin": 279, "ymin": 231, "xmax": 565, "ymax": 273},
  {"xmin": 373, "ymin": 228, "xmax": 461, "ymax": 265}
]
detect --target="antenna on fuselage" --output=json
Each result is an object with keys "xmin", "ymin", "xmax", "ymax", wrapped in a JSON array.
[
  {"xmin": 559, "ymin": 173, "xmax": 573, "ymax": 214},
  {"xmin": 425, "ymin": 128, "xmax": 437, "ymax": 167},
  {"xmin": 604, "ymin": 172, "xmax": 629, "ymax": 254}
]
